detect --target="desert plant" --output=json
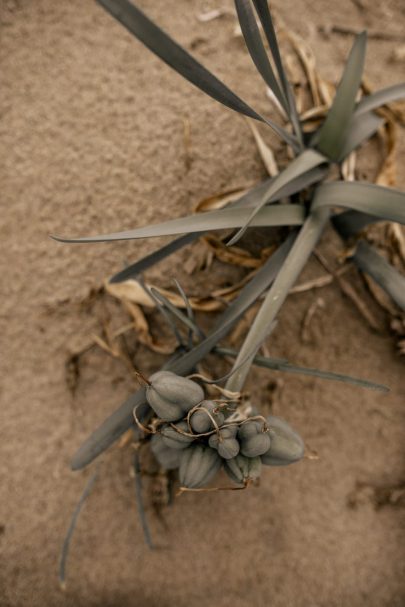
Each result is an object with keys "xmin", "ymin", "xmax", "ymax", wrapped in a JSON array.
[{"xmin": 54, "ymin": 0, "xmax": 405, "ymax": 583}]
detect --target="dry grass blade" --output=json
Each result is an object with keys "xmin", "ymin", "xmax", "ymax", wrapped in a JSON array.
[
  {"xmin": 246, "ymin": 119, "xmax": 279, "ymax": 176},
  {"xmin": 376, "ymin": 119, "xmax": 397, "ymax": 187},
  {"xmin": 194, "ymin": 186, "xmax": 252, "ymax": 212}
]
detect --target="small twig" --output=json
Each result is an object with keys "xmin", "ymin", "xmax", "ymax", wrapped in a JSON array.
[{"xmin": 319, "ymin": 24, "xmax": 405, "ymax": 42}]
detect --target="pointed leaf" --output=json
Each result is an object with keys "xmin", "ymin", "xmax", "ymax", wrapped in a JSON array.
[
  {"xmin": 352, "ymin": 240, "xmax": 405, "ymax": 311},
  {"xmin": 226, "ymin": 207, "xmax": 330, "ymax": 392},
  {"xmin": 252, "ymin": 0, "xmax": 302, "ymax": 139},
  {"xmin": 216, "ymin": 347, "xmax": 389, "ymax": 392},
  {"xmin": 96, "ymin": 0, "xmax": 298, "ymax": 148},
  {"xmin": 234, "ymin": 0, "xmax": 288, "ymax": 112},
  {"xmin": 317, "ymin": 32, "xmax": 367, "ymax": 161},
  {"xmin": 338, "ymin": 111, "xmax": 384, "ymax": 160},
  {"xmin": 227, "ymin": 148, "xmax": 327, "ymax": 245},
  {"xmin": 52, "ymin": 204, "xmax": 304, "ymax": 244},
  {"xmin": 355, "ymin": 82, "xmax": 405, "ymax": 116},
  {"xmin": 107, "ymin": 168, "xmax": 326, "ymax": 283},
  {"xmin": 110, "ymin": 233, "xmax": 197, "ymax": 283},
  {"xmin": 312, "ymin": 181, "xmax": 405, "ymax": 224}
]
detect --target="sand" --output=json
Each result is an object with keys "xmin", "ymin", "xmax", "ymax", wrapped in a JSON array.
[{"xmin": 1, "ymin": 0, "xmax": 404, "ymax": 605}]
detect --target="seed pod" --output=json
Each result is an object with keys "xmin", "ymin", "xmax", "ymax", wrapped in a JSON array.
[
  {"xmin": 208, "ymin": 426, "xmax": 240, "ymax": 460},
  {"xmin": 146, "ymin": 370, "xmax": 204, "ymax": 421},
  {"xmin": 261, "ymin": 415, "xmax": 304, "ymax": 466},
  {"xmin": 238, "ymin": 419, "xmax": 262, "ymax": 439},
  {"xmin": 240, "ymin": 433, "xmax": 271, "ymax": 458},
  {"xmin": 161, "ymin": 421, "xmax": 195, "ymax": 450},
  {"xmin": 224, "ymin": 454, "xmax": 262, "ymax": 485},
  {"xmin": 179, "ymin": 444, "xmax": 222, "ymax": 488},
  {"xmin": 238, "ymin": 420, "xmax": 271, "ymax": 457},
  {"xmin": 189, "ymin": 400, "xmax": 225, "ymax": 434},
  {"xmin": 150, "ymin": 434, "xmax": 182, "ymax": 470}
]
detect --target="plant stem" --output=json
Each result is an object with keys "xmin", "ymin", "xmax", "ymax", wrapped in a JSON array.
[{"xmin": 225, "ymin": 207, "xmax": 330, "ymax": 393}]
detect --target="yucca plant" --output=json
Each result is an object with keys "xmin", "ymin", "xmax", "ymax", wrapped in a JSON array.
[{"xmin": 54, "ymin": 0, "xmax": 405, "ymax": 582}]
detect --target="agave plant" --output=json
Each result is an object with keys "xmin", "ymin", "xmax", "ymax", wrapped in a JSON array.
[{"xmin": 54, "ymin": 0, "xmax": 405, "ymax": 576}]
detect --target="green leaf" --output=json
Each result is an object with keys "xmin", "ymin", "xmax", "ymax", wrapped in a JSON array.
[
  {"xmin": 70, "ymin": 234, "xmax": 297, "ymax": 470},
  {"xmin": 332, "ymin": 209, "xmax": 380, "ymax": 239},
  {"xmin": 226, "ymin": 207, "xmax": 330, "ymax": 392},
  {"xmin": 216, "ymin": 347, "xmax": 389, "ymax": 392},
  {"xmin": 226, "ymin": 148, "xmax": 328, "ymax": 245},
  {"xmin": 106, "ymin": 168, "xmax": 326, "ymax": 283},
  {"xmin": 234, "ymin": 0, "xmax": 288, "ymax": 113},
  {"xmin": 352, "ymin": 241, "xmax": 405, "ymax": 311},
  {"xmin": 59, "ymin": 467, "xmax": 100, "ymax": 587},
  {"xmin": 317, "ymin": 32, "xmax": 367, "ymax": 161},
  {"xmin": 338, "ymin": 111, "xmax": 384, "ymax": 160},
  {"xmin": 52, "ymin": 204, "xmax": 304, "ymax": 244},
  {"xmin": 355, "ymin": 82, "xmax": 405, "ymax": 116},
  {"xmin": 96, "ymin": 0, "xmax": 298, "ymax": 148},
  {"xmin": 312, "ymin": 181, "xmax": 405, "ymax": 224},
  {"xmin": 110, "ymin": 233, "xmax": 197, "ymax": 283},
  {"xmin": 252, "ymin": 0, "xmax": 302, "ymax": 142}
]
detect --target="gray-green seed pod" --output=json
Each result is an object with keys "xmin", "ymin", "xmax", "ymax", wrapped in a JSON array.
[
  {"xmin": 146, "ymin": 370, "xmax": 204, "ymax": 421},
  {"xmin": 261, "ymin": 415, "xmax": 304, "ymax": 466},
  {"xmin": 150, "ymin": 434, "xmax": 182, "ymax": 470},
  {"xmin": 224, "ymin": 454, "xmax": 262, "ymax": 485},
  {"xmin": 161, "ymin": 421, "xmax": 195, "ymax": 450},
  {"xmin": 238, "ymin": 419, "xmax": 262, "ymax": 439},
  {"xmin": 238, "ymin": 420, "xmax": 271, "ymax": 457},
  {"xmin": 189, "ymin": 400, "xmax": 225, "ymax": 434},
  {"xmin": 179, "ymin": 445, "xmax": 222, "ymax": 488},
  {"xmin": 208, "ymin": 426, "xmax": 240, "ymax": 460},
  {"xmin": 240, "ymin": 433, "xmax": 271, "ymax": 457}
]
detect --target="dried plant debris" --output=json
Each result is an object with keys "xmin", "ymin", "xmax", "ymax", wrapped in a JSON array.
[{"xmin": 53, "ymin": 0, "xmax": 405, "ymax": 585}]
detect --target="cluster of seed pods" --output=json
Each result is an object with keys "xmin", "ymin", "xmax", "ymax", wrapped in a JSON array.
[{"xmin": 144, "ymin": 371, "xmax": 304, "ymax": 489}]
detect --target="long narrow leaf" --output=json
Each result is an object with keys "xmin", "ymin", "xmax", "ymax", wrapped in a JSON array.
[
  {"xmin": 58, "ymin": 468, "xmax": 100, "ymax": 588},
  {"xmin": 108, "ymin": 167, "xmax": 327, "ymax": 283},
  {"xmin": 71, "ymin": 234, "xmax": 297, "ymax": 470},
  {"xmin": 252, "ymin": 0, "xmax": 302, "ymax": 140},
  {"xmin": 317, "ymin": 32, "xmax": 367, "ymax": 161},
  {"xmin": 234, "ymin": 0, "xmax": 289, "ymax": 112},
  {"xmin": 227, "ymin": 149, "xmax": 327, "ymax": 245},
  {"xmin": 312, "ymin": 181, "xmax": 405, "ymax": 224},
  {"xmin": 53, "ymin": 205, "xmax": 305, "ymax": 244},
  {"xmin": 216, "ymin": 347, "xmax": 389, "ymax": 392},
  {"xmin": 355, "ymin": 82, "xmax": 405, "ymax": 116},
  {"xmin": 332, "ymin": 209, "xmax": 379, "ymax": 239},
  {"xmin": 110, "ymin": 233, "xmax": 197, "ymax": 283},
  {"xmin": 352, "ymin": 240, "xmax": 405, "ymax": 311},
  {"xmin": 226, "ymin": 208, "xmax": 330, "ymax": 392},
  {"xmin": 96, "ymin": 0, "xmax": 298, "ymax": 148},
  {"xmin": 338, "ymin": 111, "xmax": 384, "ymax": 160}
]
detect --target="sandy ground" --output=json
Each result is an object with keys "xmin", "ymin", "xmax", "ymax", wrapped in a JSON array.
[{"xmin": 1, "ymin": 0, "xmax": 405, "ymax": 606}]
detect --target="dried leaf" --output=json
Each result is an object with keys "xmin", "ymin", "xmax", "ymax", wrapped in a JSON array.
[
  {"xmin": 202, "ymin": 234, "xmax": 268, "ymax": 269},
  {"xmin": 194, "ymin": 186, "xmax": 252, "ymax": 212},
  {"xmin": 196, "ymin": 9, "xmax": 228, "ymax": 22},
  {"xmin": 123, "ymin": 300, "xmax": 175, "ymax": 354},
  {"xmin": 284, "ymin": 30, "xmax": 322, "ymax": 107},
  {"xmin": 106, "ymin": 280, "xmax": 156, "ymax": 307},
  {"xmin": 246, "ymin": 119, "xmax": 279, "ymax": 176},
  {"xmin": 376, "ymin": 119, "xmax": 397, "ymax": 187}
]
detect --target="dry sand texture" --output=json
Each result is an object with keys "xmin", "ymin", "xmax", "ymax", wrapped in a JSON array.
[{"xmin": 1, "ymin": 1, "xmax": 405, "ymax": 606}]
